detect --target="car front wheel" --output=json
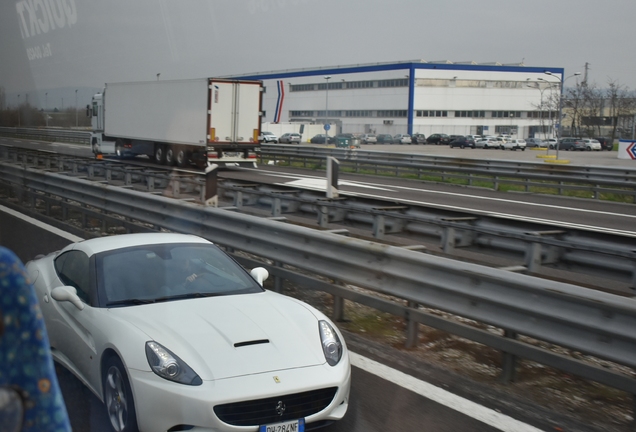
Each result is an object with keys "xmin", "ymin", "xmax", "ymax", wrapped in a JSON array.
[{"xmin": 104, "ymin": 356, "xmax": 138, "ymax": 432}]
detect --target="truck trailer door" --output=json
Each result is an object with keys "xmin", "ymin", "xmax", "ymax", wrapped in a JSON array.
[{"xmin": 209, "ymin": 80, "xmax": 260, "ymax": 144}]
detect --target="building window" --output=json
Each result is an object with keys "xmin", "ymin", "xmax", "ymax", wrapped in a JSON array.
[
  {"xmin": 345, "ymin": 110, "xmax": 373, "ymax": 117},
  {"xmin": 377, "ymin": 110, "xmax": 407, "ymax": 117},
  {"xmin": 290, "ymin": 84, "xmax": 315, "ymax": 92},
  {"xmin": 492, "ymin": 111, "xmax": 522, "ymax": 118},
  {"xmin": 290, "ymin": 110, "xmax": 314, "ymax": 117},
  {"xmin": 454, "ymin": 111, "xmax": 485, "ymax": 118},
  {"xmin": 317, "ymin": 82, "xmax": 343, "ymax": 90},
  {"xmin": 345, "ymin": 81, "xmax": 374, "ymax": 89},
  {"xmin": 527, "ymin": 111, "xmax": 553, "ymax": 119},
  {"xmin": 416, "ymin": 110, "xmax": 447, "ymax": 117},
  {"xmin": 377, "ymin": 79, "xmax": 408, "ymax": 88},
  {"xmin": 495, "ymin": 125, "xmax": 518, "ymax": 134}
]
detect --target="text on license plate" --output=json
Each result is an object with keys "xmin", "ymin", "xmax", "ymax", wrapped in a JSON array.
[{"xmin": 259, "ymin": 418, "xmax": 305, "ymax": 432}]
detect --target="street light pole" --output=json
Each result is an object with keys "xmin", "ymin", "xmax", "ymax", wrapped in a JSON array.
[
  {"xmin": 543, "ymin": 71, "xmax": 581, "ymax": 160},
  {"xmin": 45, "ymin": 92, "xmax": 48, "ymax": 127},
  {"xmin": 17, "ymin": 94, "xmax": 20, "ymax": 127},
  {"xmin": 324, "ymin": 76, "xmax": 331, "ymax": 141}
]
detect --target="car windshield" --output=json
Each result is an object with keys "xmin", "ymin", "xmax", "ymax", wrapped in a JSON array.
[{"xmin": 97, "ymin": 243, "xmax": 263, "ymax": 307}]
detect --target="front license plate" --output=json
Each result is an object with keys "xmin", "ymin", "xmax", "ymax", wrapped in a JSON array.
[{"xmin": 259, "ymin": 418, "xmax": 305, "ymax": 432}]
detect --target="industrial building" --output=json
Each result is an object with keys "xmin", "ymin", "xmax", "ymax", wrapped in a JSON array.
[{"xmin": 233, "ymin": 60, "xmax": 566, "ymax": 140}]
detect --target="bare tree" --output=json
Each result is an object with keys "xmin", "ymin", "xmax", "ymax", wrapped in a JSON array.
[
  {"xmin": 579, "ymin": 82, "xmax": 603, "ymax": 137},
  {"xmin": 564, "ymin": 82, "xmax": 586, "ymax": 136},
  {"xmin": 606, "ymin": 80, "xmax": 636, "ymax": 141}
]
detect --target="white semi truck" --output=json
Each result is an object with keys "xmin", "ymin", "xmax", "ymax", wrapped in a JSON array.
[{"xmin": 89, "ymin": 78, "xmax": 263, "ymax": 168}]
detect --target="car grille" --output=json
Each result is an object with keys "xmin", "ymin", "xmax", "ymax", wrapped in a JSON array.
[{"xmin": 214, "ymin": 387, "xmax": 338, "ymax": 426}]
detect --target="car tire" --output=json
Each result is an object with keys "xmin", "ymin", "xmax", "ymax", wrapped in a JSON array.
[
  {"xmin": 549, "ymin": 145, "xmax": 554, "ymax": 150},
  {"xmin": 103, "ymin": 356, "xmax": 138, "ymax": 432},
  {"xmin": 586, "ymin": 146, "xmax": 591, "ymax": 151}
]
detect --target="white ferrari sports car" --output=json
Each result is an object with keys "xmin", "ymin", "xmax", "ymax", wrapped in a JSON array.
[{"xmin": 26, "ymin": 233, "xmax": 351, "ymax": 432}]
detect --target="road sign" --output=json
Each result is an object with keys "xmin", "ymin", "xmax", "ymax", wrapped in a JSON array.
[
  {"xmin": 618, "ymin": 140, "xmax": 636, "ymax": 160},
  {"xmin": 324, "ymin": 124, "xmax": 331, "ymax": 131}
]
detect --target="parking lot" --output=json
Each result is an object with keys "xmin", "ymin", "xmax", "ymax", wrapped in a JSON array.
[{"xmin": 359, "ymin": 144, "xmax": 635, "ymax": 167}]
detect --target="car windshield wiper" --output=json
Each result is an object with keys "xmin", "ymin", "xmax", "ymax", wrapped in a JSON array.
[
  {"xmin": 153, "ymin": 292, "xmax": 224, "ymax": 303},
  {"xmin": 106, "ymin": 298, "xmax": 156, "ymax": 307}
]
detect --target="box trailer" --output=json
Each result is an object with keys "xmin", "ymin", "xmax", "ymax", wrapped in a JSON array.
[{"xmin": 89, "ymin": 78, "xmax": 263, "ymax": 168}]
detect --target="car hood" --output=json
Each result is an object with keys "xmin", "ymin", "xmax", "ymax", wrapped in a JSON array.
[{"xmin": 108, "ymin": 291, "xmax": 327, "ymax": 381}]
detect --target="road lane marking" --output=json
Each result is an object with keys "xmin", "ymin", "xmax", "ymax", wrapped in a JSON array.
[
  {"xmin": 0, "ymin": 204, "xmax": 84, "ymax": 242},
  {"xmin": 351, "ymin": 352, "xmax": 544, "ymax": 432},
  {"xmin": 282, "ymin": 178, "xmax": 394, "ymax": 191},
  {"xmin": 255, "ymin": 168, "xmax": 635, "ymax": 221}
]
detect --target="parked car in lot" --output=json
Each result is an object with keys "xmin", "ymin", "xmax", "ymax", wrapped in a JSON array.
[
  {"xmin": 411, "ymin": 133, "xmax": 427, "ymax": 144},
  {"xmin": 449, "ymin": 136, "xmax": 475, "ymax": 149},
  {"xmin": 393, "ymin": 134, "xmax": 412, "ymax": 144},
  {"xmin": 501, "ymin": 139, "xmax": 526, "ymax": 151},
  {"xmin": 376, "ymin": 134, "xmax": 394, "ymax": 144},
  {"xmin": 361, "ymin": 133, "xmax": 377, "ymax": 144},
  {"xmin": 497, "ymin": 134, "xmax": 512, "ymax": 143},
  {"xmin": 581, "ymin": 139, "xmax": 602, "ymax": 151},
  {"xmin": 426, "ymin": 133, "xmax": 451, "ymax": 145},
  {"xmin": 525, "ymin": 138, "xmax": 546, "ymax": 148},
  {"xmin": 594, "ymin": 137, "xmax": 614, "ymax": 151},
  {"xmin": 259, "ymin": 131, "xmax": 278, "ymax": 143},
  {"xmin": 309, "ymin": 134, "xmax": 335, "ymax": 144},
  {"xmin": 279, "ymin": 132, "xmax": 302, "ymax": 144},
  {"xmin": 546, "ymin": 138, "xmax": 558, "ymax": 149},
  {"xmin": 465, "ymin": 134, "xmax": 482, "ymax": 142},
  {"xmin": 474, "ymin": 138, "xmax": 499, "ymax": 149},
  {"xmin": 25, "ymin": 233, "xmax": 351, "ymax": 432},
  {"xmin": 335, "ymin": 134, "xmax": 361, "ymax": 148},
  {"xmin": 558, "ymin": 137, "xmax": 586, "ymax": 151}
]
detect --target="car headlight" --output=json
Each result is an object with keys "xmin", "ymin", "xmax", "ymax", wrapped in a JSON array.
[
  {"xmin": 319, "ymin": 320, "xmax": 342, "ymax": 366},
  {"xmin": 145, "ymin": 341, "xmax": 202, "ymax": 386}
]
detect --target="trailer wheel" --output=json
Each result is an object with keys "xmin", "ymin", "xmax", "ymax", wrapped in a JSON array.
[
  {"xmin": 175, "ymin": 148, "xmax": 189, "ymax": 167},
  {"xmin": 154, "ymin": 145, "xmax": 167, "ymax": 164},
  {"xmin": 165, "ymin": 147, "xmax": 176, "ymax": 166}
]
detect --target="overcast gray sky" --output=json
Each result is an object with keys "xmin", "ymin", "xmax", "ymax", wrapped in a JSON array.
[{"xmin": 2, "ymin": 0, "xmax": 635, "ymax": 107}]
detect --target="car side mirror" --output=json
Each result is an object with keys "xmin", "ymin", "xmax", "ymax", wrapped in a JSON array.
[
  {"xmin": 250, "ymin": 267, "xmax": 269, "ymax": 287},
  {"xmin": 51, "ymin": 286, "xmax": 85, "ymax": 310}
]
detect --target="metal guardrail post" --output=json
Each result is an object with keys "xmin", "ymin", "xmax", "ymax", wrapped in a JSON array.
[
  {"xmin": 234, "ymin": 191, "xmax": 243, "ymax": 208},
  {"xmin": 443, "ymin": 227, "xmax": 456, "ymax": 254},
  {"xmin": 373, "ymin": 215, "xmax": 386, "ymax": 239},
  {"xmin": 333, "ymin": 286, "xmax": 345, "ymax": 323},
  {"xmin": 526, "ymin": 242, "xmax": 543, "ymax": 273},
  {"xmin": 501, "ymin": 330, "xmax": 518, "ymax": 384},
  {"xmin": 272, "ymin": 198, "xmax": 282, "ymax": 217},
  {"xmin": 405, "ymin": 301, "xmax": 420, "ymax": 349},
  {"xmin": 318, "ymin": 205, "xmax": 329, "ymax": 228},
  {"xmin": 273, "ymin": 261, "xmax": 283, "ymax": 293}
]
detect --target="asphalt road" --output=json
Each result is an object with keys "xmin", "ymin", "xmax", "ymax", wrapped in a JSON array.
[{"xmin": 220, "ymin": 165, "xmax": 636, "ymax": 237}]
